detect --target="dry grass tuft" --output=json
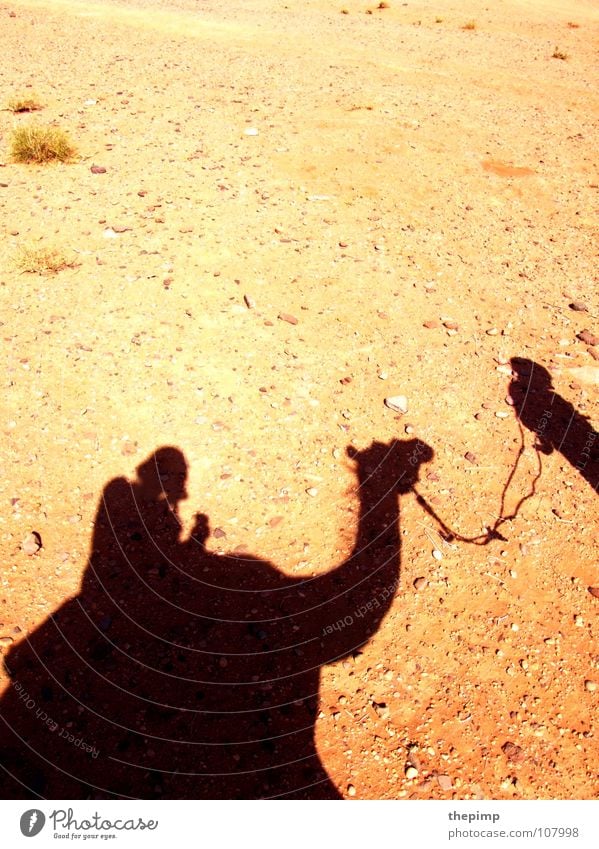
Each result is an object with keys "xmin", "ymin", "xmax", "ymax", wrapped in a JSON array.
[
  {"xmin": 567, "ymin": 22, "xmax": 580, "ymax": 29},
  {"xmin": 15, "ymin": 244, "xmax": 78, "ymax": 275},
  {"xmin": 552, "ymin": 46, "xmax": 569, "ymax": 60},
  {"xmin": 10, "ymin": 124, "xmax": 76, "ymax": 163},
  {"xmin": 462, "ymin": 20, "xmax": 476, "ymax": 30},
  {"xmin": 7, "ymin": 94, "xmax": 43, "ymax": 113}
]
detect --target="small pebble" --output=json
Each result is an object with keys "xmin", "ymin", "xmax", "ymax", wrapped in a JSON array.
[
  {"xmin": 570, "ymin": 301, "xmax": 588, "ymax": 312},
  {"xmin": 495, "ymin": 411, "xmax": 509, "ymax": 419},
  {"xmin": 443, "ymin": 320, "xmax": 459, "ymax": 330},
  {"xmin": 578, "ymin": 330, "xmax": 598, "ymax": 346},
  {"xmin": 413, "ymin": 576, "xmax": 427, "ymax": 590},
  {"xmin": 244, "ymin": 127, "xmax": 259, "ymax": 136},
  {"xmin": 384, "ymin": 395, "xmax": 408, "ymax": 414},
  {"xmin": 588, "ymin": 587, "xmax": 599, "ymax": 599},
  {"xmin": 486, "ymin": 327, "xmax": 499, "ymax": 336},
  {"xmin": 278, "ymin": 313, "xmax": 298, "ymax": 325},
  {"xmin": 464, "ymin": 451, "xmax": 477, "ymax": 464},
  {"xmin": 437, "ymin": 774, "xmax": 453, "ymax": 790},
  {"xmin": 584, "ymin": 680, "xmax": 597, "ymax": 692},
  {"xmin": 90, "ymin": 165, "xmax": 107, "ymax": 174},
  {"xmin": 306, "ymin": 487, "xmax": 318, "ymax": 497},
  {"xmin": 347, "ymin": 783, "xmax": 356, "ymax": 796},
  {"xmin": 243, "ymin": 294, "xmax": 256, "ymax": 309},
  {"xmin": 502, "ymin": 741, "xmax": 525, "ymax": 763},
  {"xmin": 22, "ymin": 531, "xmax": 42, "ymax": 556},
  {"xmin": 432, "ymin": 549, "xmax": 443, "ymax": 561},
  {"xmin": 405, "ymin": 766, "xmax": 418, "ymax": 780}
]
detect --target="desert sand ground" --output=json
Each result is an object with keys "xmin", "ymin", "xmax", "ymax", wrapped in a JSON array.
[{"xmin": 0, "ymin": 0, "xmax": 597, "ymax": 799}]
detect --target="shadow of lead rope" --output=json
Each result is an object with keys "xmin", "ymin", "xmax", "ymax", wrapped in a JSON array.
[{"xmin": 410, "ymin": 422, "xmax": 544, "ymax": 546}]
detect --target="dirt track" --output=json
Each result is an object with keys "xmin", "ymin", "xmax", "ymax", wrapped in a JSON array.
[{"xmin": 0, "ymin": 0, "xmax": 597, "ymax": 799}]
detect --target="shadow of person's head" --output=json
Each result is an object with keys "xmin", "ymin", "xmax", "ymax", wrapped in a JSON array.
[
  {"xmin": 510, "ymin": 357, "xmax": 553, "ymax": 396},
  {"xmin": 135, "ymin": 446, "xmax": 188, "ymax": 509}
]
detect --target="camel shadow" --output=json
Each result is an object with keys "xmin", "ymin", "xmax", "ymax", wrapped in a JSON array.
[
  {"xmin": 0, "ymin": 438, "xmax": 433, "ymax": 799},
  {"xmin": 509, "ymin": 358, "xmax": 598, "ymax": 495}
]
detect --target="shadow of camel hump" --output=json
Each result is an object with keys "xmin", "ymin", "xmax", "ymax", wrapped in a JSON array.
[
  {"xmin": 509, "ymin": 358, "xmax": 598, "ymax": 494},
  {"xmin": 0, "ymin": 439, "xmax": 433, "ymax": 799}
]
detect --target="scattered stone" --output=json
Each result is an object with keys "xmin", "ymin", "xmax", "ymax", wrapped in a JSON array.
[
  {"xmin": 212, "ymin": 527, "xmax": 227, "ymax": 539},
  {"xmin": 486, "ymin": 327, "xmax": 499, "ymax": 336},
  {"xmin": 495, "ymin": 411, "xmax": 509, "ymax": 418},
  {"xmin": 577, "ymin": 330, "xmax": 598, "ymax": 346},
  {"xmin": 464, "ymin": 451, "xmax": 477, "ymax": 464},
  {"xmin": 278, "ymin": 313, "xmax": 298, "ymax": 325},
  {"xmin": 378, "ymin": 371, "xmax": 388, "ymax": 380},
  {"xmin": 405, "ymin": 766, "xmax": 419, "ymax": 780},
  {"xmin": 565, "ymin": 366, "xmax": 599, "ymax": 387},
  {"xmin": 244, "ymin": 127, "xmax": 259, "ymax": 136},
  {"xmin": 384, "ymin": 395, "xmax": 408, "ymax": 414},
  {"xmin": 436, "ymin": 774, "xmax": 453, "ymax": 790},
  {"xmin": 570, "ymin": 301, "xmax": 588, "ymax": 312},
  {"xmin": 584, "ymin": 680, "xmax": 597, "ymax": 692},
  {"xmin": 373, "ymin": 701, "xmax": 390, "ymax": 719},
  {"xmin": 90, "ymin": 165, "xmax": 107, "ymax": 174},
  {"xmin": 423, "ymin": 320, "xmax": 440, "ymax": 329},
  {"xmin": 0, "ymin": 636, "xmax": 15, "ymax": 649},
  {"xmin": 413, "ymin": 576, "xmax": 427, "ymax": 590},
  {"xmin": 589, "ymin": 348, "xmax": 599, "ymax": 361},
  {"xmin": 588, "ymin": 587, "xmax": 599, "ymax": 599},
  {"xmin": 243, "ymin": 294, "xmax": 256, "ymax": 309},
  {"xmin": 443, "ymin": 320, "xmax": 459, "ymax": 330},
  {"xmin": 306, "ymin": 487, "xmax": 318, "ymax": 497},
  {"xmin": 268, "ymin": 516, "xmax": 283, "ymax": 528},
  {"xmin": 347, "ymin": 783, "xmax": 356, "ymax": 797},
  {"xmin": 22, "ymin": 531, "xmax": 42, "ymax": 556},
  {"xmin": 432, "ymin": 549, "xmax": 443, "ymax": 561},
  {"xmin": 501, "ymin": 741, "xmax": 525, "ymax": 763}
]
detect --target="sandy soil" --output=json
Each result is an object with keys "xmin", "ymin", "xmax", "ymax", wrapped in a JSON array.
[{"xmin": 0, "ymin": 0, "xmax": 597, "ymax": 799}]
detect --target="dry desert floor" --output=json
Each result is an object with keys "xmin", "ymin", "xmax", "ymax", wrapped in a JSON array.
[{"xmin": 0, "ymin": 0, "xmax": 598, "ymax": 799}]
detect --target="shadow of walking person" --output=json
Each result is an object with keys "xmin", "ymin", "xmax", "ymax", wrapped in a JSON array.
[
  {"xmin": 509, "ymin": 358, "xmax": 598, "ymax": 495},
  {"xmin": 0, "ymin": 438, "xmax": 433, "ymax": 799}
]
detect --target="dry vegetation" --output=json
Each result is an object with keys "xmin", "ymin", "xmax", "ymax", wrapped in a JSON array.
[
  {"xmin": 10, "ymin": 123, "xmax": 76, "ymax": 163},
  {"xmin": 15, "ymin": 243, "xmax": 78, "ymax": 275},
  {"xmin": 7, "ymin": 94, "xmax": 43, "ymax": 113}
]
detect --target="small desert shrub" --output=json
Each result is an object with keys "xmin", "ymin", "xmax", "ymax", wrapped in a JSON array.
[
  {"xmin": 552, "ymin": 46, "xmax": 568, "ymax": 60},
  {"xmin": 462, "ymin": 20, "xmax": 476, "ymax": 30},
  {"xmin": 10, "ymin": 124, "xmax": 76, "ymax": 163},
  {"xmin": 378, "ymin": 2, "xmax": 390, "ymax": 8},
  {"xmin": 435, "ymin": 16, "xmax": 443, "ymax": 23},
  {"xmin": 7, "ymin": 94, "xmax": 43, "ymax": 113},
  {"xmin": 567, "ymin": 22, "xmax": 579, "ymax": 29},
  {"xmin": 15, "ymin": 244, "xmax": 77, "ymax": 275}
]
